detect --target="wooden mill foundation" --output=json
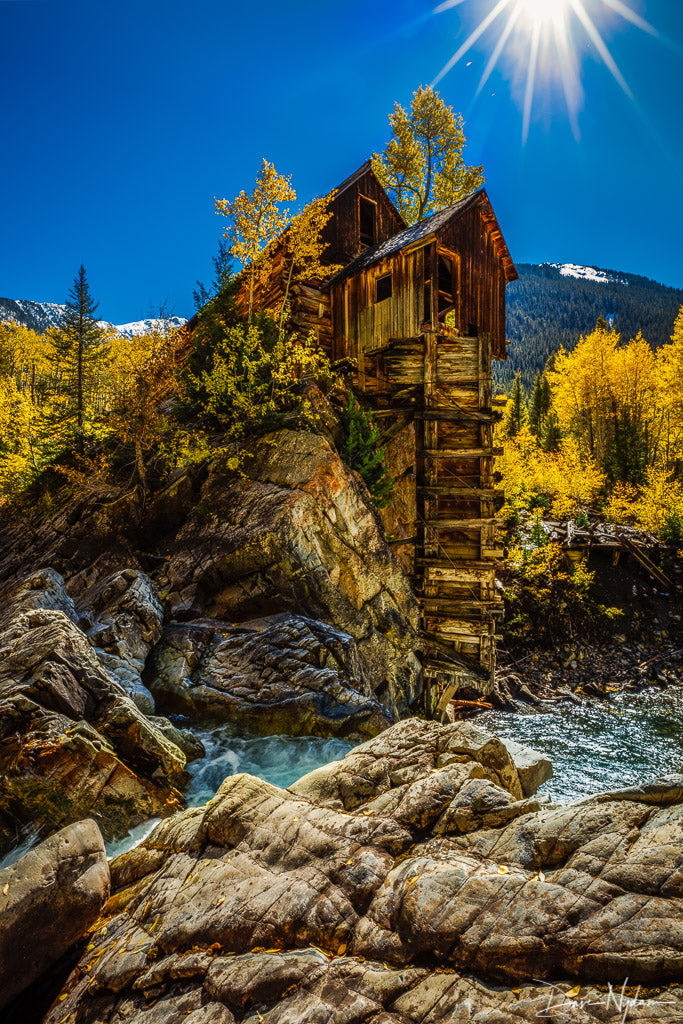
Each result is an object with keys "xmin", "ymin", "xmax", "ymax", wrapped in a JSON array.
[{"xmin": 358, "ymin": 327, "xmax": 505, "ymax": 717}]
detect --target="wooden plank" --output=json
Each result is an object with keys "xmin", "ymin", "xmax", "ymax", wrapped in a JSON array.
[
  {"xmin": 423, "ymin": 517, "xmax": 502, "ymax": 528},
  {"xmin": 619, "ymin": 535, "xmax": 674, "ymax": 589},
  {"xmin": 418, "ymin": 448, "xmax": 503, "ymax": 458},
  {"xmin": 419, "ymin": 486, "xmax": 505, "ymax": 500},
  {"xmin": 416, "ymin": 409, "xmax": 499, "ymax": 424},
  {"xmin": 421, "ymin": 598, "xmax": 504, "ymax": 616}
]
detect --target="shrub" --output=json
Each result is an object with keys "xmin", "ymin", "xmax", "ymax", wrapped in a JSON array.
[{"xmin": 340, "ymin": 394, "xmax": 394, "ymax": 508}]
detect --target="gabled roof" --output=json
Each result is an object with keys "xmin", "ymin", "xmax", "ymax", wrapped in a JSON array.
[
  {"xmin": 331, "ymin": 188, "xmax": 518, "ymax": 284},
  {"xmin": 332, "ymin": 159, "xmax": 374, "ymax": 197}
]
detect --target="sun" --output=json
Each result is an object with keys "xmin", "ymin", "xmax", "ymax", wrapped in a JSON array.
[
  {"xmin": 432, "ymin": 0, "xmax": 657, "ymax": 141},
  {"xmin": 517, "ymin": 0, "xmax": 568, "ymax": 25}
]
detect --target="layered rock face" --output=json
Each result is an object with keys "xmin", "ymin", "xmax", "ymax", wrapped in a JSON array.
[
  {"xmin": 158, "ymin": 431, "xmax": 421, "ymax": 718},
  {"xmin": 0, "ymin": 431, "xmax": 422, "ymax": 855},
  {"xmin": 42, "ymin": 719, "xmax": 683, "ymax": 1023},
  {"xmin": 0, "ymin": 571, "xmax": 188, "ymax": 856},
  {"xmin": 149, "ymin": 613, "xmax": 393, "ymax": 738}
]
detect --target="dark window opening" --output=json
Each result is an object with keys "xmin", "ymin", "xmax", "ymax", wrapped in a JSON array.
[
  {"xmin": 376, "ymin": 273, "xmax": 392, "ymax": 302},
  {"xmin": 437, "ymin": 254, "xmax": 455, "ymax": 314},
  {"xmin": 468, "ymin": 321, "xmax": 478, "ymax": 336},
  {"xmin": 359, "ymin": 196, "xmax": 376, "ymax": 248},
  {"xmin": 423, "ymin": 281, "xmax": 432, "ymax": 324}
]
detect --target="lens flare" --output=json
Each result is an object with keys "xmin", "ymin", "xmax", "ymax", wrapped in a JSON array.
[{"xmin": 432, "ymin": 0, "xmax": 656, "ymax": 141}]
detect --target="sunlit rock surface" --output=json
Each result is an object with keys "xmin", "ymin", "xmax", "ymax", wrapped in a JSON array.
[
  {"xmin": 160, "ymin": 431, "xmax": 421, "ymax": 718},
  {"xmin": 42, "ymin": 720, "xmax": 683, "ymax": 1023},
  {"xmin": 0, "ymin": 572, "xmax": 187, "ymax": 855}
]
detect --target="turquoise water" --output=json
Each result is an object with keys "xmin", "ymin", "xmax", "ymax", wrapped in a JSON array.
[
  {"xmin": 7, "ymin": 691, "xmax": 682, "ymax": 866},
  {"xmin": 476, "ymin": 686, "xmax": 683, "ymax": 803},
  {"xmin": 184, "ymin": 726, "xmax": 354, "ymax": 805},
  {"xmin": 104, "ymin": 727, "xmax": 354, "ymax": 859}
]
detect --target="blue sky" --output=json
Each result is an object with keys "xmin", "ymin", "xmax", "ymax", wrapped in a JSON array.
[{"xmin": 1, "ymin": 0, "xmax": 681, "ymax": 323}]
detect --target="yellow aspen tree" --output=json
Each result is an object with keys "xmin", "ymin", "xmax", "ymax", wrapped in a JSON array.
[
  {"xmin": 372, "ymin": 85, "xmax": 484, "ymax": 225},
  {"xmin": 215, "ymin": 159, "xmax": 295, "ymax": 321},
  {"xmin": 279, "ymin": 193, "xmax": 342, "ymax": 325}
]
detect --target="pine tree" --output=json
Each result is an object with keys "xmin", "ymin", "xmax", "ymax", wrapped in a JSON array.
[
  {"xmin": 503, "ymin": 371, "xmax": 527, "ymax": 438},
  {"xmin": 528, "ymin": 372, "xmax": 544, "ymax": 435},
  {"xmin": 340, "ymin": 394, "xmax": 394, "ymax": 508},
  {"xmin": 540, "ymin": 410, "xmax": 562, "ymax": 452},
  {"xmin": 50, "ymin": 265, "xmax": 107, "ymax": 453}
]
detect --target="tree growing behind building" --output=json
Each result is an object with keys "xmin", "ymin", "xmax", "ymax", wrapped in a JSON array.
[{"xmin": 372, "ymin": 85, "xmax": 484, "ymax": 225}]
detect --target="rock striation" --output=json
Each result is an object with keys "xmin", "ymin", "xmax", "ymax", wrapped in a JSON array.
[
  {"xmin": 149, "ymin": 613, "xmax": 393, "ymax": 738},
  {"xmin": 41, "ymin": 719, "xmax": 683, "ymax": 1023},
  {"xmin": 0, "ymin": 571, "xmax": 188, "ymax": 855},
  {"xmin": 159, "ymin": 431, "xmax": 422, "ymax": 718}
]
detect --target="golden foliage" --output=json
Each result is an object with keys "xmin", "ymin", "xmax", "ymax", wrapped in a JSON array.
[
  {"xmin": 496, "ymin": 424, "xmax": 605, "ymax": 519},
  {"xmin": 372, "ymin": 85, "xmax": 484, "ymax": 225},
  {"xmin": 215, "ymin": 159, "xmax": 295, "ymax": 320}
]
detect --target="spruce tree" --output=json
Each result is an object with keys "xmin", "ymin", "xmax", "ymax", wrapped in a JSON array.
[
  {"xmin": 540, "ymin": 410, "xmax": 562, "ymax": 452},
  {"xmin": 528, "ymin": 371, "xmax": 544, "ymax": 435},
  {"xmin": 50, "ymin": 265, "xmax": 107, "ymax": 453},
  {"xmin": 503, "ymin": 370, "xmax": 527, "ymax": 438}
]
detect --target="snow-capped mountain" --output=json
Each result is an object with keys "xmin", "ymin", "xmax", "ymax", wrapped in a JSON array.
[
  {"xmin": 0, "ymin": 296, "xmax": 187, "ymax": 337},
  {"xmin": 545, "ymin": 263, "xmax": 628, "ymax": 286}
]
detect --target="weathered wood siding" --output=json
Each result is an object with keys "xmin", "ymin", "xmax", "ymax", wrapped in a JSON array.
[
  {"xmin": 333, "ymin": 199, "xmax": 509, "ymax": 364},
  {"xmin": 437, "ymin": 203, "xmax": 508, "ymax": 360}
]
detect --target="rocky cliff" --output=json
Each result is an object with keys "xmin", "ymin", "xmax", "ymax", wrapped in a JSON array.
[{"xmin": 0, "ymin": 430, "xmax": 421, "ymax": 857}]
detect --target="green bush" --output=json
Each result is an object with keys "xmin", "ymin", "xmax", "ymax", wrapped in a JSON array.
[{"xmin": 340, "ymin": 394, "xmax": 394, "ymax": 508}]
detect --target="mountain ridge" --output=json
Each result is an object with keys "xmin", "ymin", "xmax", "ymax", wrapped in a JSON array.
[
  {"xmin": 0, "ymin": 296, "xmax": 187, "ymax": 338},
  {"xmin": 499, "ymin": 262, "xmax": 683, "ymax": 392}
]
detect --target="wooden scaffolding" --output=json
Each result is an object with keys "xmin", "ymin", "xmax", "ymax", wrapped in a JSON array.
[{"xmin": 360, "ymin": 328, "xmax": 505, "ymax": 714}]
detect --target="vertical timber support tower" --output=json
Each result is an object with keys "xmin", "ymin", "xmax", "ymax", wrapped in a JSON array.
[{"xmin": 246, "ymin": 162, "xmax": 517, "ymax": 715}]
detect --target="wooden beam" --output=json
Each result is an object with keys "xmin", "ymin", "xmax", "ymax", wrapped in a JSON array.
[
  {"xmin": 423, "ymin": 517, "xmax": 502, "ymax": 528},
  {"xmin": 416, "ymin": 409, "xmax": 500, "ymax": 424},
  {"xmin": 421, "ymin": 598, "xmax": 504, "ymax": 617},
  {"xmin": 418, "ymin": 448, "xmax": 503, "ymax": 459},
  {"xmin": 419, "ymin": 486, "xmax": 505, "ymax": 500}
]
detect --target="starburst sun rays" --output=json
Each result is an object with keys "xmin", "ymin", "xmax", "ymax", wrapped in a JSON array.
[{"xmin": 432, "ymin": 0, "xmax": 657, "ymax": 140}]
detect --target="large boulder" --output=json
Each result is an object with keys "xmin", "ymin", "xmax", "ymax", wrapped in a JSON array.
[
  {"xmin": 0, "ymin": 819, "xmax": 110, "ymax": 1010},
  {"xmin": 499, "ymin": 736, "xmax": 553, "ymax": 796},
  {"xmin": 0, "ymin": 574, "xmax": 187, "ymax": 856},
  {"xmin": 159, "ymin": 431, "xmax": 422, "ymax": 718},
  {"xmin": 41, "ymin": 719, "xmax": 683, "ymax": 1022},
  {"xmin": 289, "ymin": 717, "xmax": 528, "ymax": 808},
  {"xmin": 149, "ymin": 613, "xmax": 393, "ymax": 738}
]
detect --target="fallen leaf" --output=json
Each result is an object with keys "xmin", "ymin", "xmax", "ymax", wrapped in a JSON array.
[
  {"xmin": 566, "ymin": 985, "xmax": 581, "ymax": 998},
  {"xmin": 2, "ymin": 883, "xmax": 8, "ymax": 896},
  {"xmin": 497, "ymin": 866, "xmax": 509, "ymax": 874},
  {"xmin": 215, "ymin": 897, "xmax": 225, "ymax": 907},
  {"xmin": 346, "ymin": 858, "xmax": 354, "ymax": 865}
]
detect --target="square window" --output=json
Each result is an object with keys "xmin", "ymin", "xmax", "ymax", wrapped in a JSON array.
[{"xmin": 376, "ymin": 273, "xmax": 392, "ymax": 302}]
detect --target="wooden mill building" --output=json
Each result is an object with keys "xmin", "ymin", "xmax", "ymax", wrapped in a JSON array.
[{"xmin": 246, "ymin": 161, "xmax": 517, "ymax": 713}]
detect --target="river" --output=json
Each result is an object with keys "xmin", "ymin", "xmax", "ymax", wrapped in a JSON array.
[{"xmin": 476, "ymin": 685, "xmax": 683, "ymax": 802}]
